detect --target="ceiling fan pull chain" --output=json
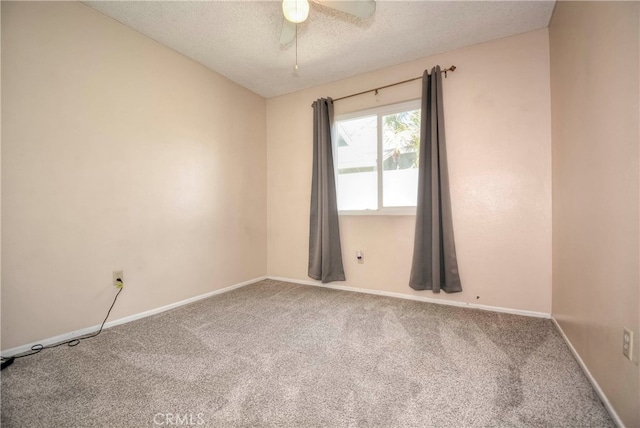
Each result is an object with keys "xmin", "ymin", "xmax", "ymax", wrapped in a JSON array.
[
  {"xmin": 294, "ymin": 0, "xmax": 299, "ymax": 70},
  {"xmin": 295, "ymin": 21, "xmax": 299, "ymax": 71}
]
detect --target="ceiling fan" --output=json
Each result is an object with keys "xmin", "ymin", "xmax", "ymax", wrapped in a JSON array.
[{"xmin": 279, "ymin": 0, "xmax": 376, "ymax": 46}]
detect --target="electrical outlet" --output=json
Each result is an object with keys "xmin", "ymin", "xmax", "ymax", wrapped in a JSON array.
[
  {"xmin": 113, "ymin": 270, "xmax": 124, "ymax": 288},
  {"xmin": 623, "ymin": 328, "xmax": 633, "ymax": 360}
]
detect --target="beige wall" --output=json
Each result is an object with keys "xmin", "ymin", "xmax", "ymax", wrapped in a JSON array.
[
  {"xmin": 550, "ymin": 2, "xmax": 640, "ymax": 427},
  {"xmin": 1, "ymin": 2, "xmax": 267, "ymax": 350},
  {"xmin": 267, "ymin": 29, "xmax": 552, "ymax": 314}
]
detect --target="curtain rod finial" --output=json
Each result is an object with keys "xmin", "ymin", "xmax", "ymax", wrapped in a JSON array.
[{"xmin": 443, "ymin": 65, "xmax": 456, "ymax": 78}]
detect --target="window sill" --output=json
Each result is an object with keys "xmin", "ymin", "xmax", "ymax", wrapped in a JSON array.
[{"xmin": 338, "ymin": 208, "xmax": 416, "ymax": 216}]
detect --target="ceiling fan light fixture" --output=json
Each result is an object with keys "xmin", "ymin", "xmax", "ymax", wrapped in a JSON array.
[{"xmin": 282, "ymin": 0, "xmax": 310, "ymax": 23}]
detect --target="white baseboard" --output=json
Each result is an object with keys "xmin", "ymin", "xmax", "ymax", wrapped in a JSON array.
[
  {"xmin": 267, "ymin": 276, "xmax": 550, "ymax": 319},
  {"xmin": 1, "ymin": 276, "xmax": 266, "ymax": 357},
  {"xmin": 551, "ymin": 317, "xmax": 624, "ymax": 428},
  {"xmin": 2, "ymin": 274, "xmax": 550, "ymax": 357}
]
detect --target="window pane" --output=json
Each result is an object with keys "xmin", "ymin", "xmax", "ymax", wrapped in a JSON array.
[
  {"xmin": 382, "ymin": 109, "xmax": 420, "ymax": 207},
  {"xmin": 335, "ymin": 115, "xmax": 377, "ymax": 211}
]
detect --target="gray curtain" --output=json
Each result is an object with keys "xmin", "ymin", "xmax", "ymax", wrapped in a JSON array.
[
  {"xmin": 409, "ymin": 67, "xmax": 462, "ymax": 293},
  {"xmin": 308, "ymin": 98, "xmax": 346, "ymax": 283}
]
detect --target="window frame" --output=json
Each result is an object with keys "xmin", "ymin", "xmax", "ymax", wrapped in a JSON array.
[{"xmin": 333, "ymin": 99, "xmax": 421, "ymax": 216}]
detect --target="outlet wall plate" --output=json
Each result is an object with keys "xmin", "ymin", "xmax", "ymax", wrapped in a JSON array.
[
  {"xmin": 623, "ymin": 328, "xmax": 633, "ymax": 361},
  {"xmin": 113, "ymin": 270, "xmax": 124, "ymax": 288}
]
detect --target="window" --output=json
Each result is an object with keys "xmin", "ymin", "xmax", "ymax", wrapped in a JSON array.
[{"xmin": 334, "ymin": 100, "xmax": 421, "ymax": 214}]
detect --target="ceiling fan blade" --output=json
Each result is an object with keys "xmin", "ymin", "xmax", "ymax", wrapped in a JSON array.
[
  {"xmin": 280, "ymin": 19, "xmax": 296, "ymax": 46},
  {"xmin": 317, "ymin": 0, "xmax": 376, "ymax": 19}
]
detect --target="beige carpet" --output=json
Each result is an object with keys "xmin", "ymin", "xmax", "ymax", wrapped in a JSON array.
[{"xmin": 1, "ymin": 279, "xmax": 614, "ymax": 427}]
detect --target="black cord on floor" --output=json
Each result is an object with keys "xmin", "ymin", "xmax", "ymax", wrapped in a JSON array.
[{"xmin": 0, "ymin": 287, "xmax": 124, "ymax": 370}]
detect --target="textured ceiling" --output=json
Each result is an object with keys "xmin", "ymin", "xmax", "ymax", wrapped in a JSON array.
[{"xmin": 84, "ymin": 1, "xmax": 555, "ymax": 98}]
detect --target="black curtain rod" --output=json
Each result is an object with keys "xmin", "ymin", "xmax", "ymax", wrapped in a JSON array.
[{"xmin": 332, "ymin": 65, "xmax": 456, "ymax": 103}]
